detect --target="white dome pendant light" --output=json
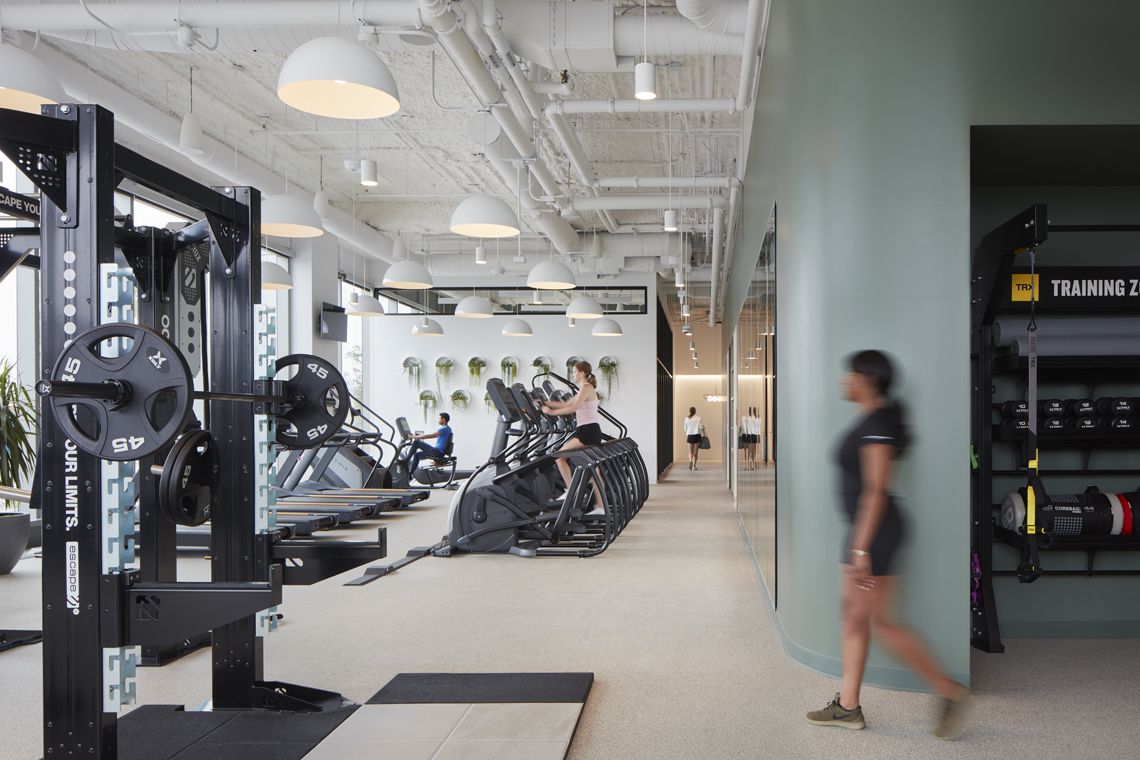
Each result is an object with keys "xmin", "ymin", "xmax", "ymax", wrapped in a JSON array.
[
  {"xmin": 527, "ymin": 259, "xmax": 576, "ymax": 290},
  {"xmin": 455, "ymin": 296, "xmax": 494, "ymax": 318},
  {"xmin": 502, "ymin": 318, "xmax": 533, "ymax": 337},
  {"xmin": 383, "ymin": 237, "xmax": 433, "ymax": 289},
  {"xmin": 261, "ymin": 261, "xmax": 293, "ymax": 290},
  {"xmin": 263, "ymin": 194, "xmax": 324, "ymax": 238},
  {"xmin": 179, "ymin": 66, "xmax": 205, "ymax": 155},
  {"xmin": 0, "ymin": 41, "xmax": 67, "ymax": 114},
  {"xmin": 634, "ymin": 0, "xmax": 656, "ymax": 100},
  {"xmin": 347, "ymin": 260, "xmax": 384, "ymax": 316},
  {"xmin": 592, "ymin": 318, "xmax": 623, "ymax": 337},
  {"xmin": 277, "ymin": 37, "xmax": 400, "ymax": 119},
  {"xmin": 412, "ymin": 316, "xmax": 444, "ymax": 336},
  {"xmin": 450, "ymin": 196, "xmax": 520, "ymax": 238},
  {"xmin": 566, "ymin": 296, "xmax": 604, "ymax": 320}
]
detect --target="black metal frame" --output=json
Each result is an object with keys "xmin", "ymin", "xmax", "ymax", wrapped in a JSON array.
[
  {"xmin": 970, "ymin": 203, "xmax": 1140, "ymax": 654},
  {"xmin": 0, "ymin": 104, "xmax": 383, "ymax": 759}
]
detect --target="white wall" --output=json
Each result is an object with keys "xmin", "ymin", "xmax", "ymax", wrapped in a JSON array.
[{"xmin": 365, "ymin": 274, "xmax": 658, "ymax": 480}]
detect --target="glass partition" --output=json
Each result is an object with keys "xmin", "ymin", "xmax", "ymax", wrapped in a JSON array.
[{"xmin": 737, "ymin": 206, "xmax": 776, "ymax": 604}]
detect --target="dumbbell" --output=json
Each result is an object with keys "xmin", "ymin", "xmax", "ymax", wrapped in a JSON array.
[
  {"xmin": 1043, "ymin": 417, "xmax": 1067, "ymax": 432},
  {"xmin": 1000, "ymin": 417, "xmax": 1030, "ymax": 435},
  {"xmin": 1001, "ymin": 400, "xmax": 1030, "ymax": 418},
  {"xmin": 1038, "ymin": 399, "xmax": 1066, "ymax": 417},
  {"xmin": 1096, "ymin": 397, "xmax": 1135, "ymax": 416},
  {"xmin": 1074, "ymin": 416, "xmax": 1099, "ymax": 432},
  {"xmin": 1066, "ymin": 398, "xmax": 1096, "ymax": 417}
]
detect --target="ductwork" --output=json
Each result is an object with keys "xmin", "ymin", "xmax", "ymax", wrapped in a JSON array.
[
  {"xmin": 569, "ymin": 195, "xmax": 727, "ymax": 212},
  {"xmin": 675, "ymin": 0, "xmax": 750, "ymax": 36},
  {"xmin": 546, "ymin": 98, "xmax": 737, "ymax": 116},
  {"xmin": 738, "ymin": 0, "xmax": 772, "ymax": 110},
  {"xmin": 595, "ymin": 177, "xmax": 741, "ymax": 189},
  {"xmin": 707, "ymin": 207, "xmax": 724, "ymax": 327},
  {"xmin": 18, "ymin": 33, "xmax": 395, "ymax": 262},
  {"xmin": 612, "ymin": 16, "xmax": 743, "ymax": 57}
]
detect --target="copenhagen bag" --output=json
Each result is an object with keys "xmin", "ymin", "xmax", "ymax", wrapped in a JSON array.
[{"xmin": 700, "ymin": 425, "xmax": 711, "ymax": 450}]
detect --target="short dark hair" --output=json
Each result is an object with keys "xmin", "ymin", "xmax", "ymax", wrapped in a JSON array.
[
  {"xmin": 439, "ymin": 412, "xmax": 450, "ymax": 423},
  {"xmin": 848, "ymin": 350, "xmax": 895, "ymax": 395}
]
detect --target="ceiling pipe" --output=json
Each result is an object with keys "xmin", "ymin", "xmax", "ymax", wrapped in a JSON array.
[
  {"xmin": 569, "ymin": 195, "xmax": 727, "ymax": 212},
  {"xmin": 544, "ymin": 111, "xmax": 618, "ymax": 233},
  {"xmin": 715, "ymin": 185, "xmax": 740, "ymax": 320},
  {"xmin": 21, "ymin": 34, "xmax": 395, "ymax": 262},
  {"xmin": 482, "ymin": 0, "xmax": 544, "ymax": 122},
  {"xmin": 546, "ymin": 98, "xmax": 737, "ymax": 116},
  {"xmin": 706, "ymin": 206, "xmax": 724, "ymax": 327},
  {"xmin": 482, "ymin": 149, "xmax": 580, "ymax": 255},
  {"xmin": 737, "ymin": 0, "xmax": 772, "ymax": 110},
  {"xmin": 595, "ymin": 177, "xmax": 741, "ymax": 189},
  {"xmin": 675, "ymin": 0, "xmax": 751, "ymax": 36}
]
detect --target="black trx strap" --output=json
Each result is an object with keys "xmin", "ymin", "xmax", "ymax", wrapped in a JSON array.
[{"xmin": 1018, "ymin": 245, "xmax": 1043, "ymax": 582}]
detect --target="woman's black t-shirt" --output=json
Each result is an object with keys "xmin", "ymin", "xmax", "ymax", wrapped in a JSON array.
[{"xmin": 836, "ymin": 405, "xmax": 904, "ymax": 520}]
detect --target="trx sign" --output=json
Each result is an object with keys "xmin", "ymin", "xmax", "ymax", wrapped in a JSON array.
[
  {"xmin": 0, "ymin": 187, "xmax": 41, "ymax": 222},
  {"xmin": 1009, "ymin": 267, "xmax": 1140, "ymax": 311}
]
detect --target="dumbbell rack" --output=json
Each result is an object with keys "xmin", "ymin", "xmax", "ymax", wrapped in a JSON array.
[
  {"xmin": 0, "ymin": 104, "xmax": 386, "ymax": 759},
  {"xmin": 971, "ymin": 204, "xmax": 1140, "ymax": 654}
]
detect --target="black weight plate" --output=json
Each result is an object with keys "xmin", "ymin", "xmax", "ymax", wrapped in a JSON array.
[
  {"xmin": 160, "ymin": 429, "xmax": 214, "ymax": 526},
  {"xmin": 47, "ymin": 324, "xmax": 194, "ymax": 461},
  {"xmin": 273, "ymin": 354, "xmax": 349, "ymax": 449}
]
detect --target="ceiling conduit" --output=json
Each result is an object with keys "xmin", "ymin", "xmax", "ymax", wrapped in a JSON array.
[
  {"xmin": 675, "ymin": 0, "xmax": 751, "ymax": 36},
  {"xmin": 569, "ymin": 196, "xmax": 727, "ymax": 212},
  {"xmin": 547, "ymin": 98, "xmax": 737, "ymax": 116},
  {"xmin": 596, "ymin": 177, "xmax": 741, "ymax": 189},
  {"xmin": 707, "ymin": 206, "xmax": 724, "ymax": 327}
]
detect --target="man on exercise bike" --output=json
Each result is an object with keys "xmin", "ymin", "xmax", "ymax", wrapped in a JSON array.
[{"xmin": 401, "ymin": 413, "xmax": 453, "ymax": 475}]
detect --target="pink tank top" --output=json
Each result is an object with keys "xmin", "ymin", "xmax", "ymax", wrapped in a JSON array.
[{"xmin": 576, "ymin": 397, "xmax": 600, "ymax": 426}]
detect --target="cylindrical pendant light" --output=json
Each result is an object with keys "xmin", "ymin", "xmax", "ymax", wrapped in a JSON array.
[
  {"xmin": 689, "ymin": 341, "xmax": 695, "ymax": 351},
  {"xmin": 262, "ymin": 194, "xmax": 324, "ymax": 238},
  {"xmin": 681, "ymin": 302, "xmax": 690, "ymax": 318},
  {"xmin": 675, "ymin": 268, "xmax": 684, "ymax": 288},
  {"xmin": 277, "ymin": 37, "xmax": 401, "ymax": 119},
  {"xmin": 502, "ymin": 318, "xmax": 533, "ymax": 337},
  {"xmin": 382, "ymin": 259, "xmax": 433, "ymax": 289},
  {"xmin": 634, "ymin": 62, "xmax": 657, "ymax": 101},
  {"xmin": 360, "ymin": 159, "xmax": 378, "ymax": 187},
  {"xmin": 527, "ymin": 259, "xmax": 576, "ymax": 290},
  {"xmin": 411, "ymin": 316, "xmax": 444, "ymax": 336},
  {"xmin": 179, "ymin": 112, "xmax": 205, "ymax": 155},
  {"xmin": 568, "ymin": 317, "xmax": 577, "ymax": 328},
  {"xmin": 455, "ymin": 296, "xmax": 494, "ymax": 318},
  {"xmin": 450, "ymin": 195, "xmax": 520, "ymax": 238},
  {"xmin": 261, "ymin": 261, "xmax": 293, "ymax": 290},
  {"xmin": 566, "ymin": 296, "xmax": 604, "ymax": 319},
  {"xmin": 391, "ymin": 234, "xmax": 407, "ymax": 260},
  {"xmin": 347, "ymin": 291, "xmax": 385, "ymax": 316},
  {"xmin": 475, "ymin": 244, "xmax": 487, "ymax": 264},
  {"xmin": 0, "ymin": 43, "xmax": 67, "ymax": 114},
  {"xmin": 591, "ymin": 318, "xmax": 623, "ymax": 337},
  {"xmin": 663, "ymin": 209, "xmax": 678, "ymax": 232}
]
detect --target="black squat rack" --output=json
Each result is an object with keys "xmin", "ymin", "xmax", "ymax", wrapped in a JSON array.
[
  {"xmin": 0, "ymin": 104, "xmax": 385, "ymax": 759},
  {"xmin": 970, "ymin": 203, "xmax": 1140, "ymax": 654}
]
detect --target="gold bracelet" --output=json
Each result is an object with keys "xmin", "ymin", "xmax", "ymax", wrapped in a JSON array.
[{"xmin": 848, "ymin": 549, "xmax": 871, "ymax": 557}]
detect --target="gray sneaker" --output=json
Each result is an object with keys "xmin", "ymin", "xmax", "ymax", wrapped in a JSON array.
[
  {"xmin": 934, "ymin": 689, "xmax": 972, "ymax": 740},
  {"xmin": 806, "ymin": 693, "xmax": 866, "ymax": 729}
]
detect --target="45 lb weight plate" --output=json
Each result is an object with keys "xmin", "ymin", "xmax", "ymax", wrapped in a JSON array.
[{"xmin": 274, "ymin": 354, "xmax": 349, "ymax": 449}]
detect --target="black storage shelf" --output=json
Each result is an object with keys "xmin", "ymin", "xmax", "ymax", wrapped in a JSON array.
[
  {"xmin": 992, "ymin": 353, "xmax": 1140, "ymax": 375},
  {"xmin": 991, "ymin": 425, "xmax": 1140, "ymax": 446},
  {"xmin": 990, "ymin": 468, "xmax": 1140, "ymax": 477},
  {"xmin": 991, "ymin": 521, "xmax": 1140, "ymax": 550}
]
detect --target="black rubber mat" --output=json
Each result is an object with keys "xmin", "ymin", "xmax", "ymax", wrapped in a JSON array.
[
  {"xmin": 117, "ymin": 704, "xmax": 357, "ymax": 760},
  {"xmin": 367, "ymin": 672, "xmax": 594, "ymax": 704}
]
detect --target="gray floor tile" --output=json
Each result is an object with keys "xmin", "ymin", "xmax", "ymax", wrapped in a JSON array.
[
  {"xmin": 321, "ymin": 704, "xmax": 472, "ymax": 743},
  {"xmin": 448, "ymin": 703, "xmax": 582, "ymax": 743},
  {"xmin": 302, "ymin": 741, "xmax": 442, "ymax": 760},
  {"xmin": 434, "ymin": 740, "xmax": 569, "ymax": 760}
]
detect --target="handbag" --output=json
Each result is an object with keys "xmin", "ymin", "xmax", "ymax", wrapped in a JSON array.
[{"xmin": 699, "ymin": 423, "xmax": 711, "ymax": 450}]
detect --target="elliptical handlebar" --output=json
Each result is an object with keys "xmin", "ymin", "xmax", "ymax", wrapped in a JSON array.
[{"xmin": 532, "ymin": 371, "xmax": 629, "ymax": 438}]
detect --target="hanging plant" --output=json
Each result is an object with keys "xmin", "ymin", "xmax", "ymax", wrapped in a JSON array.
[
  {"xmin": 484, "ymin": 391, "xmax": 496, "ymax": 416},
  {"xmin": 417, "ymin": 390, "xmax": 438, "ymax": 424},
  {"xmin": 501, "ymin": 356, "xmax": 519, "ymax": 386},
  {"xmin": 468, "ymin": 356, "xmax": 487, "ymax": 386},
  {"xmin": 402, "ymin": 357, "xmax": 422, "ymax": 390},
  {"xmin": 435, "ymin": 356, "xmax": 454, "ymax": 397},
  {"xmin": 450, "ymin": 389, "xmax": 470, "ymax": 412},
  {"xmin": 565, "ymin": 355, "xmax": 583, "ymax": 379},
  {"xmin": 598, "ymin": 356, "xmax": 619, "ymax": 397},
  {"xmin": 532, "ymin": 355, "xmax": 552, "ymax": 376},
  {"xmin": 596, "ymin": 391, "xmax": 605, "ymax": 403}
]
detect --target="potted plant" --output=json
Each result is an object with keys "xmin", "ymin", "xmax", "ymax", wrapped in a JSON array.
[
  {"xmin": 435, "ymin": 356, "xmax": 454, "ymax": 396},
  {"xmin": 402, "ymin": 357, "xmax": 422, "ymax": 390},
  {"xmin": 417, "ymin": 390, "xmax": 438, "ymax": 424},
  {"xmin": 450, "ymin": 389, "xmax": 469, "ymax": 412},
  {"xmin": 565, "ymin": 355, "xmax": 583, "ymax": 379},
  {"xmin": 1, "ymin": 360, "xmax": 37, "ymax": 575},
  {"xmin": 532, "ymin": 356, "xmax": 552, "ymax": 376},
  {"xmin": 468, "ymin": 356, "xmax": 487, "ymax": 386},
  {"xmin": 484, "ymin": 391, "xmax": 496, "ymax": 416},
  {"xmin": 500, "ymin": 356, "xmax": 518, "ymax": 386},
  {"xmin": 598, "ymin": 356, "xmax": 619, "ymax": 397}
]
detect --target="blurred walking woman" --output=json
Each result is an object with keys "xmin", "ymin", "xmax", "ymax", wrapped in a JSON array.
[
  {"xmin": 683, "ymin": 407, "xmax": 702, "ymax": 470},
  {"xmin": 806, "ymin": 351, "xmax": 970, "ymax": 739}
]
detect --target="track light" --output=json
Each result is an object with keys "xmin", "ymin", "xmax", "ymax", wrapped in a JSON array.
[
  {"xmin": 360, "ymin": 159, "xmax": 378, "ymax": 187},
  {"xmin": 277, "ymin": 37, "xmax": 401, "ymax": 119},
  {"xmin": 634, "ymin": 62, "xmax": 657, "ymax": 101}
]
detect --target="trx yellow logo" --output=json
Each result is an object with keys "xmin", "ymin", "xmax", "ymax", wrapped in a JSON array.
[{"xmin": 1012, "ymin": 274, "xmax": 1040, "ymax": 301}]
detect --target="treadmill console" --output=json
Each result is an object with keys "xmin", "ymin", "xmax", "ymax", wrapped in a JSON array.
[{"xmin": 486, "ymin": 379, "xmax": 523, "ymax": 423}]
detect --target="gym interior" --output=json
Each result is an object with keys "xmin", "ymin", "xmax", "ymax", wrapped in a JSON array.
[{"xmin": 1, "ymin": 1, "xmax": 1139, "ymax": 758}]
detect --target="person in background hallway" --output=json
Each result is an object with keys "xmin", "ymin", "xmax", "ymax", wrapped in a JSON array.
[
  {"xmin": 401, "ymin": 413, "xmax": 453, "ymax": 475},
  {"xmin": 684, "ymin": 407, "xmax": 702, "ymax": 470},
  {"xmin": 806, "ymin": 350, "xmax": 971, "ymax": 739},
  {"xmin": 751, "ymin": 406, "xmax": 762, "ymax": 467},
  {"xmin": 541, "ymin": 361, "xmax": 605, "ymax": 512}
]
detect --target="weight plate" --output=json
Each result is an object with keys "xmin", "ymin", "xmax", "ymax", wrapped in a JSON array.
[
  {"xmin": 159, "ymin": 429, "xmax": 214, "ymax": 526},
  {"xmin": 47, "ymin": 324, "xmax": 194, "ymax": 461},
  {"xmin": 273, "ymin": 354, "xmax": 349, "ymax": 449}
]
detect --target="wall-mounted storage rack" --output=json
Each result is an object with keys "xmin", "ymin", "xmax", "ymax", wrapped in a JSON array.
[{"xmin": 970, "ymin": 204, "xmax": 1140, "ymax": 654}]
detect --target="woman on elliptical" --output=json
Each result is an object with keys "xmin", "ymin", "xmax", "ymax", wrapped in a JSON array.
[{"xmin": 541, "ymin": 360, "xmax": 604, "ymax": 513}]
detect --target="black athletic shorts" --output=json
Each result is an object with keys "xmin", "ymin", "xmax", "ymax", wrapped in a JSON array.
[
  {"xmin": 575, "ymin": 423, "xmax": 603, "ymax": 446},
  {"xmin": 843, "ymin": 505, "xmax": 905, "ymax": 577},
  {"xmin": 687, "ymin": 434, "xmax": 702, "ymax": 444}
]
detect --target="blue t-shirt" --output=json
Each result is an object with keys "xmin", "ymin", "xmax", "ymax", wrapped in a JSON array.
[{"xmin": 434, "ymin": 425, "xmax": 453, "ymax": 451}]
